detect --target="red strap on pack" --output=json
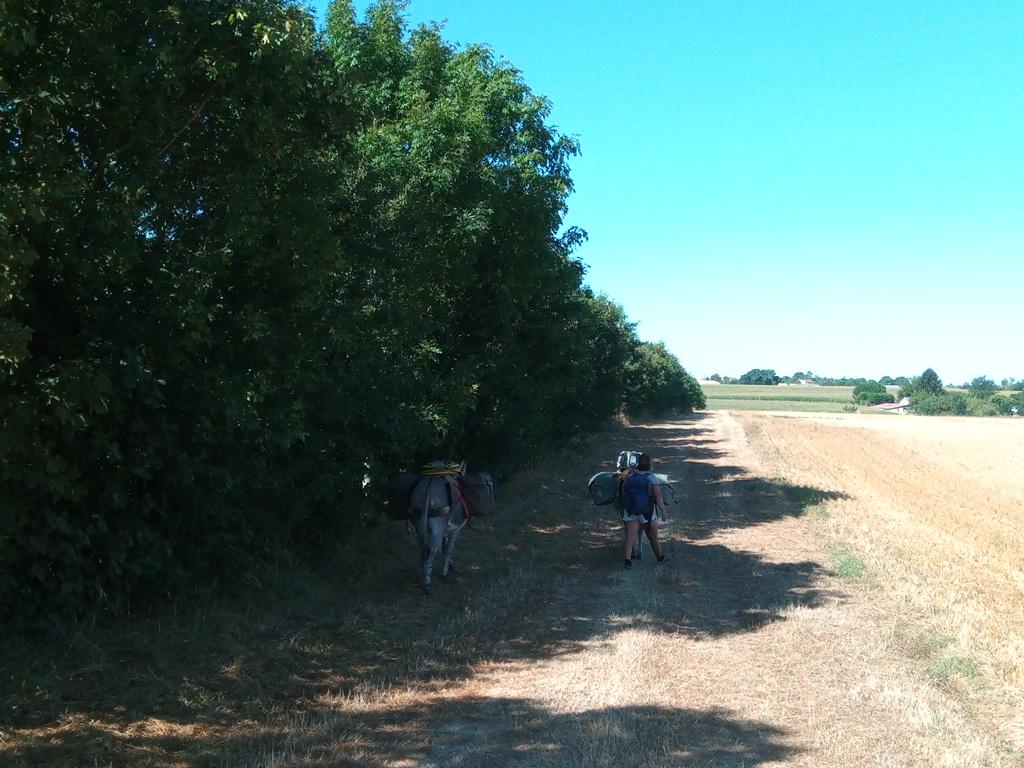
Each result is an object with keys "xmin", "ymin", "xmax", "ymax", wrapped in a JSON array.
[{"xmin": 452, "ymin": 479, "xmax": 472, "ymax": 520}]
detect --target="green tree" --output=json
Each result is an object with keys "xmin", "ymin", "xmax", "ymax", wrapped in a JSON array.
[
  {"xmin": 968, "ymin": 376, "xmax": 997, "ymax": 398},
  {"xmin": 624, "ymin": 342, "xmax": 704, "ymax": 417},
  {"xmin": 913, "ymin": 391, "xmax": 972, "ymax": 416},
  {"xmin": 738, "ymin": 368, "xmax": 780, "ymax": 385},
  {"xmin": 2, "ymin": 0, "xmax": 342, "ymax": 617},
  {"xmin": 852, "ymin": 381, "xmax": 894, "ymax": 406},
  {"xmin": 1, "ymin": 0, "xmax": 704, "ymax": 620},
  {"xmin": 322, "ymin": 0, "xmax": 609, "ymax": 469},
  {"xmin": 916, "ymin": 368, "xmax": 944, "ymax": 395}
]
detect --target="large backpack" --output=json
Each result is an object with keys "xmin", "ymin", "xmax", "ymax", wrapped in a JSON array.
[
  {"xmin": 587, "ymin": 471, "xmax": 619, "ymax": 506},
  {"xmin": 622, "ymin": 471, "xmax": 656, "ymax": 521}
]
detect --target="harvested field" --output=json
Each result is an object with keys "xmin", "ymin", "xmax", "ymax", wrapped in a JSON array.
[{"xmin": 738, "ymin": 411, "xmax": 1024, "ymax": 746}]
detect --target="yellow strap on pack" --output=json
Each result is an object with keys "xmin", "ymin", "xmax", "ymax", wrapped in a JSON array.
[{"xmin": 419, "ymin": 462, "xmax": 465, "ymax": 477}]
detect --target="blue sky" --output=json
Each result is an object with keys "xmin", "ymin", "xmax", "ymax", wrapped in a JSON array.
[{"xmin": 312, "ymin": 1, "xmax": 1022, "ymax": 384}]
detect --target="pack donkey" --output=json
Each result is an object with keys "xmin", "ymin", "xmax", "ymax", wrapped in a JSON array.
[{"xmin": 409, "ymin": 468, "xmax": 470, "ymax": 594}]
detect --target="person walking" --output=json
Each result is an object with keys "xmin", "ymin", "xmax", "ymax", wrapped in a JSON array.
[{"xmin": 620, "ymin": 453, "xmax": 668, "ymax": 568}]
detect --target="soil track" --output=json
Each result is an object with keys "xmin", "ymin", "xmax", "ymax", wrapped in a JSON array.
[
  {"xmin": 334, "ymin": 412, "xmax": 1013, "ymax": 767},
  {"xmin": 6, "ymin": 412, "xmax": 1015, "ymax": 767}
]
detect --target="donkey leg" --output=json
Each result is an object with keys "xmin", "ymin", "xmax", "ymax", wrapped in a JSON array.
[
  {"xmin": 441, "ymin": 522, "xmax": 463, "ymax": 577},
  {"xmin": 422, "ymin": 516, "xmax": 446, "ymax": 588}
]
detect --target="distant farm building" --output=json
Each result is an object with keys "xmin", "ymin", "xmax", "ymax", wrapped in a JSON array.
[{"xmin": 872, "ymin": 396, "xmax": 911, "ymax": 415}]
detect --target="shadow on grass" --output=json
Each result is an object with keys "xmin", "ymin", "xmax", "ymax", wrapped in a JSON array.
[
  {"xmin": 8, "ymin": 698, "xmax": 799, "ymax": 768},
  {"xmin": 2, "ymin": 413, "xmax": 840, "ymax": 767},
  {"xmin": 623, "ymin": 412, "xmax": 848, "ymax": 541}
]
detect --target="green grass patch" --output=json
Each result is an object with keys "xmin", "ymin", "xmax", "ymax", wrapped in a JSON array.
[
  {"xmin": 809, "ymin": 504, "xmax": 830, "ymax": 520},
  {"xmin": 701, "ymin": 384, "xmax": 857, "ymax": 413},
  {"xmin": 930, "ymin": 655, "xmax": 979, "ymax": 681},
  {"xmin": 702, "ymin": 384, "xmax": 855, "ymax": 400},
  {"xmin": 704, "ymin": 398, "xmax": 852, "ymax": 413},
  {"xmin": 829, "ymin": 548, "xmax": 867, "ymax": 579},
  {"xmin": 707, "ymin": 394, "xmax": 852, "ymax": 403}
]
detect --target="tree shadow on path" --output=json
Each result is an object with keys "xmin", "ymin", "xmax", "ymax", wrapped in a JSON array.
[
  {"xmin": 8, "ymin": 697, "xmax": 799, "ymax": 767},
  {"xmin": 339, "ymin": 697, "xmax": 799, "ymax": 768},
  {"xmin": 547, "ymin": 412, "xmax": 851, "ymax": 639},
  {"xmin": 623, "ymin": 413, "xmax": 848, "ymax": 540},
  {"xmin": 3, "ymin": 413, "xmax": 843, "ymax": 767}
]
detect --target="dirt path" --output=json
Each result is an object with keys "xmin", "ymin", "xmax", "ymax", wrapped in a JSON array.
[
  {"xmin": 351, "ymin": 412, "xmax": 1011, "ymax": 767},
  {"xmin": 9, "ymin": 412, "xmax": 1010, "ymax": 766}
]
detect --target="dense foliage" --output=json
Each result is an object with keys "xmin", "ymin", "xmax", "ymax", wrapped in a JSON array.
[
  {"xmin": 965, "ymin": 376, "xmax": 997, "ymax": 398},
  {"xmin": 910, "ymin": 392, "xmax": 969, "ymax": 415},
  {"xmin": 624, "ymin": 341, "xmax": 706, "ymax": 417},
  {"xmin": 0, "ymin": 0, "xmax": 701, "ymax": 619},
  {"xmin": 852, "ymin": 381, "xmax": 894, "ymax": 406},
  {"xmin": 990, "ymin": 392, "xmax": 1024, "ymax": 415},
  {"xmin": 737, "ymin": 368, "xmax": 780, "ymax": 385},
  {"xmin": 900, "ymin": 369, "xmax": 1023, "ymax": 416}
]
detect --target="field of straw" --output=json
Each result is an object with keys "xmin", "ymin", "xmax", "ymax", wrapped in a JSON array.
[{"xmin": 737, "ymin": 412, "xmax": 1024, "ymax": 745}]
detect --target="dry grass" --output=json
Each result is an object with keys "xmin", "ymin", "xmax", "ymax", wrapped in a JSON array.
[
  {"xmin": 0, "ymin": 423, "xmax": 644, "ymax": 767},
  {"xmin": 5, "ymin": 413, "xmax": 1022, "ymax": 767},
  {"xmin": 737, "ymin": 411, "xmax": 1024, "ymax": 746}
]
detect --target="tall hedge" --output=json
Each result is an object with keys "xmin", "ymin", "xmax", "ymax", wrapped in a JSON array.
[{"xmin": 0, "ymin": 0, "xmax": 702, "ymax": 618}]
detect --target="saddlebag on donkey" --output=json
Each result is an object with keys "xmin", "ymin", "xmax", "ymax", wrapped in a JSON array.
[
  {"xmin": 460, "ymin": 471, "xmax": 495, "ymax": 516},
  {"xmin": 385, "ymin": 472, "xmax": 421, "ymax": 520}
]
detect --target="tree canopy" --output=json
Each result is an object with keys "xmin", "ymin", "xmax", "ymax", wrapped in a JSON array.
[
  {"xmin": 738, "ymin": 368, "xmax": 780, "ymax": 386},
  {"xmin": 852, "ymin": 381, "xmax": 894, "ymax": 406},
  {"xmin": 967, "ymin": 376, "xmax": 997, "ymax": 398},
  {"xmin": 0, "ymin": 0, "xmax": 702, "ymax": 619},
  {"xmin": 915, "ymin": 368, "xmax": 944, "ymax": 395}
]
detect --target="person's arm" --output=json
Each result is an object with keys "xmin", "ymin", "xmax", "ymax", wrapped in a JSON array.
[{"xmin": 651, "ymin": 481, "xmax": 668, "ymax": 520}]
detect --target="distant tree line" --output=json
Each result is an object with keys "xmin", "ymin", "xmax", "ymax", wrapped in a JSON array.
[
  {"xmin": 900, "ymin": 369, "xmax": 1024, "ymax": 416},
  {"xmin": 706, "ymin": 368, "xmax": 1023, "ymax": 415},
  {"xmin": 0, "ymin": 0, "xmax": 703, "ymax": 620},
  {"xmin": 707, "ymin": 370, "xmax": 912, "ymax": 388}
]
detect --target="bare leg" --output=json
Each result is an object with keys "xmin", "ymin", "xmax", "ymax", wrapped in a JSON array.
[
  {"xmin": 622, "ymin": 521, "xmax": 641, "ymax": 559},
  {"xmin": 643, "ymin": 521, "xmax": 663, "ymax": 559},
  {"xmin": 623, "ymin": 520, "xmax": 640, "ymax": 562}
]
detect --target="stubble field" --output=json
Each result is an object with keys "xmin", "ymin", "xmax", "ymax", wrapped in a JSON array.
[{"xmin": 738, "ymin": 411, "xmax": 1024, "ymax": 746}]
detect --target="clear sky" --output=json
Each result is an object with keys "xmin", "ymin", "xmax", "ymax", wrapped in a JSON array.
[{"xmin": 312, "ymin": 1, "xmax": 1022, "ymax": 384}]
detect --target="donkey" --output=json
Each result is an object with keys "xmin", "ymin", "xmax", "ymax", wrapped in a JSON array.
[{"xmin": 409, "ymin": 473, "xmax": 469, "ymax": 594}]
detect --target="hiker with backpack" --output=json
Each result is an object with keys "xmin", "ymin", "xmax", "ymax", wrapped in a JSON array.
[{"xmin": 619, "ymin": 453, "xmax": 669, "ymax": 569}]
